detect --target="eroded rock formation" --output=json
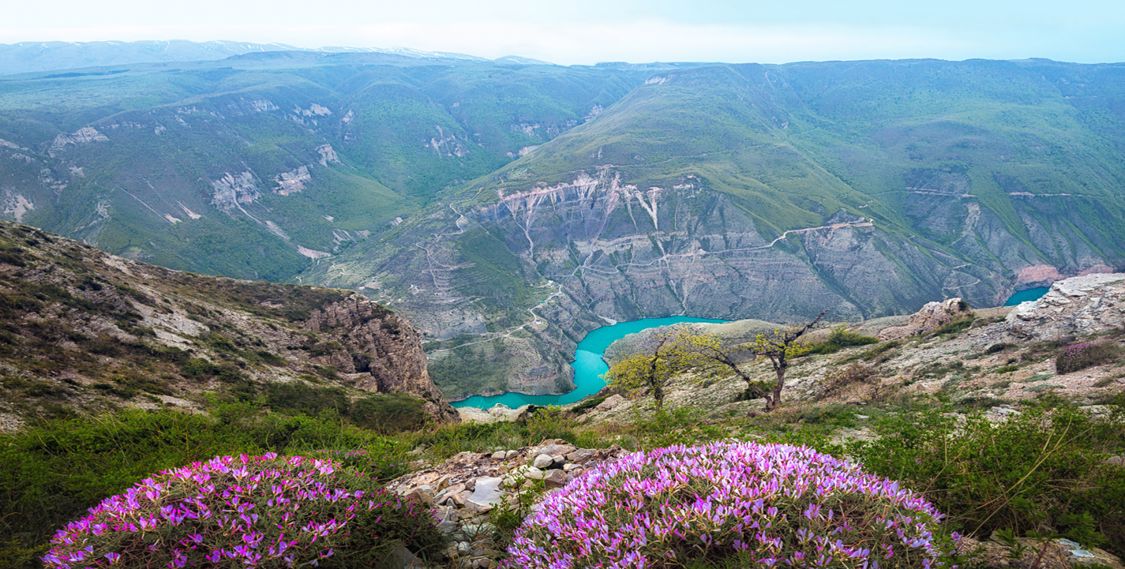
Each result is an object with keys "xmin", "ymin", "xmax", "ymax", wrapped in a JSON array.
[{"xmin": 307, "ymin": 297, "xmax": 459, "ymax": 423}]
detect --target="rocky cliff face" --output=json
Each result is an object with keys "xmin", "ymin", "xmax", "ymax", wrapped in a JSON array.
[
  {"xmin": 0, "ymin": 221, "xmax": 455, "ymax": 430},
  {"xmin": 306, "ymin": 297, "xmax": 459, "ymax": 423}
]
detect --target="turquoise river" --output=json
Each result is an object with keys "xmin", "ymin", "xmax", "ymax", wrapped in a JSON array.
[
  {"xmin": 450, "ymin": 317, "xmax": 727, "ymax": 409},
  {"xmin": 1004, "ymin": 286, "xmax": 1050, "ymax": 306}
]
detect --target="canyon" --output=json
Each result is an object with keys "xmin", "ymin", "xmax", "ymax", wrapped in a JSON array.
[{"xmin": 0, "ymin": 56, "xmax": 1123, "ymax": 399}]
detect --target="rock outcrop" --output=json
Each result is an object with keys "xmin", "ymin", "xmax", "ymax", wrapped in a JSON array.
[
  {"xmin": 307, "ymin": 297, "xmax": 459, "ymax": 423},
  {"xmin": 388, "ymin": 439, "xmax": 627, "ymax": 567},
  {"xmin": 1006, "ymin": 273, "xmax": 1125, "ymax": 341},
  {"xmin": 879, "ymin": 297, "xmax": 972, "ymax": 340},
  {"xmin": 959, "ymin": 536, "xmax": 1123, "ymax": 569}
]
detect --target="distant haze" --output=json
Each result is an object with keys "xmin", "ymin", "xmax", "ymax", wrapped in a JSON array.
[{"xmin": 3, "ymin": 0, "xmax": 1124, "ymax": 64}]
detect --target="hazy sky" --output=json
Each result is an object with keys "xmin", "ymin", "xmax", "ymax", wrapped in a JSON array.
[{"xmin": 4, "ymin": 0, "xmax": 1124, "ymax": 64}]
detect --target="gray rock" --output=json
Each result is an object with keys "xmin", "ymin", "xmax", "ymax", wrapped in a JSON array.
[
  {"xmin": 533, "ymin": 442, "xmax": 577, "ymax": 457},
  {"xmin": 386, "ymin": 543, "xmax": 427, "ymax": 568},
  {"xmin": 595, "ymin": 394, "xmax": 626, "ymax": 412},
  {"xmin": 543, "ymin": 469, "xmax": 568, "ymax": 487},
  {"xmin": 566, "ymin": 448, "xmax": 596, "ymax": 463},
  {"xmin": 462, "ymin": 522, "xmax": 496, "ymax": 536},
  {"xmin": 434, "ymin": 482, "xmax": 467, "ymax": 505},
  {"xmin": 1006, "ymin": 273, "xmax": 1124, "ymax": 341},
  {"xmin": 524, "ymin": 466, "xmax": 545, "ymax": 480},
  {"xmin": 404, "ymin": 484, "xmax": 434, "ymax": 504},
  {"xmin": 880, "ymin": 297, "xmax": 970, "ymax": 340},
  {"xmin": 531, "ymin": 453, "xmax": 554, "ymax": 469},
  {"xmin": 466, "ymin": 477, "xmax": 502, "ymax": 508}
]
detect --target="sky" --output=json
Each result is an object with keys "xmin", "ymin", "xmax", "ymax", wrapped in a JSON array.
[{"xmin": 4, "ymin": 0, "xmax": 1124, "ymax": 64}]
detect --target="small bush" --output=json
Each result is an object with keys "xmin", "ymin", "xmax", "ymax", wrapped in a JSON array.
[
  {"xmin": 264, "ymin": 382, "xmax": 349, "ymax": 415},
  {"xmin": 349, "ymin": 394, "xmax": 428, "ymax": 434},
  {"xmin": 569, "ymin": 393, "xmax": 608, "ymax": 414},
  {"xmin": 821, "ymin": 363, "xmax": 877, "ymax": 397},
  {"xmin": 850, "ymin": 402, "xmax": 1125, "ymax": 554},
  {"xmin": 1056, "ymin": 341, "xmax": 1121, "ymax": 374},
  {"xmin": 848, "ymin": 340, "xmax": 901, "ymax": 364},
  {"xmin": 506, "ymin": 442, "xmax": 956, "ymax": 568},
  {"xmin": 807, "ymin": 326, "xmax": 879, "ymax": 355},
  {"xmin": 41, "ymin": 454, "xmax": 443, "ymax": 568},
  {"xmin": 928, "ymin": 316, "xmax": 976, "ymax": 338}
]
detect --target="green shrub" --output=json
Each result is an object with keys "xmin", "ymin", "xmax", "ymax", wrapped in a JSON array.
[
  {"xmin": 179, "ymin": 357, "xmax": 246, "ymax": 383},
  {"xmin": 264, "ymin": 382, "xmax": 349, "ymax": 415},
  {"xmin": 42, "ymin": 454, "xmax": 444, "ymax": 568},
  {"xmin": 807, "ymin": 326, "xmax": 879, "ymax": 354},
  {"xmin": 1056, "ymin": 341, "xmax": 1122, "ymax": 374},
  {"xmin": 844, "ymin": 339, "xmax": 901, "ymax": 364},
  {"xmin": 928, "ymin": 315, "xmax": 976, "ymax": 337},
  {"xmin": 820, "ymin": 362, "xmax": 877, "ymax": 397},
  {"xmin": 849, "ymin": 401, "xmax": 1125, "ymax": 554},
  {"xmin": 570, "ymin": 393, "xmax": 608, "ymax": 414},
  {"xmin": 349, "ymin": 393, "xmax": 428, "ymax": 434},
  {"xmin": 0, "ymin": 407, "xmax": 410, "ymax": 567}
]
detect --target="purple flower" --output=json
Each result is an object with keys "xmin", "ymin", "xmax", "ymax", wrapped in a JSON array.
[
  {"xmin": 42, "ymin": 454, "xmax": 434, "ymax": 568},
  {"xmin": 505, "ymin": 442, "xmax": 955, "ymax": 568}
]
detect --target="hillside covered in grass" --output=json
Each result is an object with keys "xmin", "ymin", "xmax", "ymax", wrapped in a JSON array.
[{"xmin": 0, "ymin": 221, "xmax": 457, "ymax": 430}]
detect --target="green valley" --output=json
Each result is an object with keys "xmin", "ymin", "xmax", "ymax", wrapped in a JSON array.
[{"xmin": 1, "ymin": 54, "xmax": 1123, "ymax": 398}]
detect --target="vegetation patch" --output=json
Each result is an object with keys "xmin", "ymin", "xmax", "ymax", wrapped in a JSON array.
[
  {"xmin": 506, "ymin": 442, "xmax": 956, "ymax": 568},
  {"xmin": 806, "ymin": 326, "xmax": 879, "ymax": 355},
  {"xmin": 1056, "ymin": 341, "xmax": 1122, "ymax": 374},
  {"xmin": 850, "ymin": 400, "xmax": 1125, "ymax": 554},
  {"xmin": 42, "ymin": 454, "xmax": 444, "ymax": 568}
]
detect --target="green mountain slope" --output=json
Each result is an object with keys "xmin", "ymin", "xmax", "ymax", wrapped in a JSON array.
[
  {"xmin": 0, "ymin": 41, "xmax": 299, "ymax": 75},
  {"xmin": 0, "ymin": 54, "xmax": 648, "ymax": 279},
  {"xmin": 305, "ymin": 59, "xmax": 1125, "ymax": 398}
]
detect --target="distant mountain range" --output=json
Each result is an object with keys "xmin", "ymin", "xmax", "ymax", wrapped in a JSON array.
[
  {"xmin": 0, "ymin": 44, "xmax": 1121, "ymax": 398},
  {"xmin": 0, "ymin": 41, "xmax": 295, "ymax": 75},
  {"xmin": 0, "ymin": 40, "xmax": 538, "ymax": 76}
]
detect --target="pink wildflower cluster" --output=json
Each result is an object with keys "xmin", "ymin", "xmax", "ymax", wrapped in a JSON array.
[
  {"xmin": 1055, "ymin": 341, "xmax": 1116, "ymax": 374},
  {"xmin": 43, "ymin": 453, "xmax": 439, "ymax": 568},
  {"xmin": 507, "ymin": 442, "xmax": 956, "ymax": 568}
]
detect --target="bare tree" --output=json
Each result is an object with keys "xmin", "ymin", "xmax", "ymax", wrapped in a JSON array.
[
  {"xmin": 605, "ymin": 329, "xmax": 678, "ymax": 410},
  {"xmin": 752, "ymin": 311, "xmax": 827, "ymax": 411},
  {"xmin": 672, "ymin": 331, "xmax": 764, "ymax": 400},
  {"xmin": 673, "ymin": 311, "xmax": 827, "ymax": 411}
]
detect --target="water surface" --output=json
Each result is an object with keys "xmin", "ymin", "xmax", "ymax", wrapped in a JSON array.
[
  {"xmin": 1004, "ymin": 287, "xmax": 1049, "ymax": 306},
  {"xmin": 451, "ymin": 316, "xmax": 727, "ymax": 409}
]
